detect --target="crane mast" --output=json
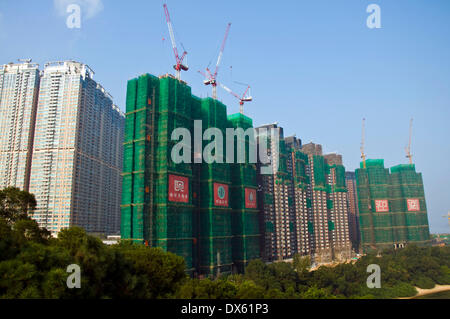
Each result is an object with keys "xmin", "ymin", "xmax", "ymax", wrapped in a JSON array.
[
  {"xmin": 163, "ymin": 4, "xmax": 188, "ymax": 80},
  {"xmin": 213, "ymin": 23, "xmax": 231, "ymax": 81},
  {"xmin": 406, "ymin": 118, "xmax": 413, "ymax": 164},
  {"xmin": 201, "ymin": 23, "xmax": 231, "ymax": 99}
]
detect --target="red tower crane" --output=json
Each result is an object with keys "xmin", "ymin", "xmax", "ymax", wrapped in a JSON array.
[
  {"xmin": 163, "ymin": 3, "xmax": 188, "ymax": 80},
  {"xmin": 219, "ymin": 82, "xmax": 252, "ymax": 114},
  {"xmin": 199, "ymin": 23, "xmax": 231, "ymax": 99}
]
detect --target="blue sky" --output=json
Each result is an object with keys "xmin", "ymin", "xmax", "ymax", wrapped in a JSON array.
[{"xmin": 0, "ymin": 0, "xmax": 449, "ymax": 233}]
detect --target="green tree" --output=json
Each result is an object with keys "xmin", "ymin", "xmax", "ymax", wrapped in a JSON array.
[
  {"xmin": 293, "ymin": 254, "xmax": 311, "ymax": 274},
  {"xmin": 268, "ymin": 262, "xmax": 298, "ymax": 292},
  {"xmin": 14, "ymin": 218, "xmax": 51, "ymax": 244},
  {"xmin": 115, "ymin": 241, "xmax": 186, "ymax": 298},
  {"xmin": 236, "ymin": 280, "xmax": 265, "ymax": 299},
  {"xmin": 0, "ymin": 187, "xmax": 36, "ymax": 224},
  {"xmin": 176, "ymin": 278, "xmax": 237, "ymax": 299},
  {"xmin": 301, "ymin": 285, "xmax": 334, "ymax": 299},
  {"xmin": 244, "ymin": 259, "xmax": 273, "ymax": 290}
]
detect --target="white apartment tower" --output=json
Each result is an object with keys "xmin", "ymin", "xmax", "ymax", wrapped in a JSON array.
[
  {"xmin": 26, "ymin": 61, "xmax": 124, "ymax": 236},
  {"xmin": 0, "ymin": 61, "xmax": 40, "ymax": 190}
]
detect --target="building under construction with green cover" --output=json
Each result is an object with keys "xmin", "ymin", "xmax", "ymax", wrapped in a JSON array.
[
  {"xmin": 355, "ymin": 159, "xmax": 431, "ymax": 253},
  {"xmin": 255, "ymin": 132, "xmax": 352, "ymax": 264},
  {"xmin": 121, "ymin": 73, "xmax": 260, "ymax": 276}
]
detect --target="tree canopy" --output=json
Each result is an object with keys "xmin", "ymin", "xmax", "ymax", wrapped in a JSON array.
[{"xmin": 0, "ymin": 188, "xmax": 449, "ymax": 299}]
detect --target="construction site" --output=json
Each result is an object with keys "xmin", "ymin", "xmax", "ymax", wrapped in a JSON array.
[
  {"xmin": 120, "ymin": 3, "xmax": 432, "ymax": 275},
  {"xmin": 355, "ymin": 119, "xmax": 431, "ymax": 253},
  {"xmin": 356, "ymin": 160, "xmax": 431, "ymax": 252},
  {"xmin": 254, "ymin": 125, "xmax": 353, "ymax": 265},
  {"xmin": 120, "ymin": 73, "xmax": 261, "ymax": 276}
]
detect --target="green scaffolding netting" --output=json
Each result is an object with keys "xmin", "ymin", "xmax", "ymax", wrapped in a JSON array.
[
  {"xmin": 122, "ymin": 74, "xmax": 261, "ymax": 276},
  {"xmin": 355, "ymin": 159, "xmax": 430, "ymax": 252}
]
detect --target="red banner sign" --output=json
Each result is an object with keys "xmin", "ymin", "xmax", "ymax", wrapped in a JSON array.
[
  {"xmin": 245, "ymin": 188, "xmax": 257, "ymax": 209},
  {"xmin": 407, "ymin": 198, "xmax": 420, "ymax": 212},
  {"xmin": 214, "ymin": 183, "xmax": 229, "ymax": 207},
  {"xmin": 168, "ymin": 174, "xmax": 189, "ymax": 203},
  {"xmin": 375, "ymin": 199, "xmax": 389, "ymax": 212}
]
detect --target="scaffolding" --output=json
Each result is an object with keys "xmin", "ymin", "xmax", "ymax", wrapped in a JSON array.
[
  {"xmin": 121, "ymin": 74, "xmax": 261, "ymax": 276},
  {"xmin": 356, "ymin": 159, "xmax": 430, "ymax": 253},
  {"xmin": 121, "ymin": 74, "xmax": 195, "ymax": 272},
  {"xmin": 228, "ymin": 113, "xmax": 260, "ymax": 273}
]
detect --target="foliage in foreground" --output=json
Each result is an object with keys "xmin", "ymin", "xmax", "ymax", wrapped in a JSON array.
[{"xmin": 0, "ymin": 187, "xmax": 449, "ymax": 299}]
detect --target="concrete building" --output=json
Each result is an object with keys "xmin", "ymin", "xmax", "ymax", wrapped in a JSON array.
[
  {"xmin": 356, "ymin": 160, "xmax": 431, "ymax": 252},
  {"xmin": 301, "ymin": 143, "xmax": 352, "ymax": 263},
  {"xmin": 28, "ymin": 61, "xmax": 124, "ymax": 236},
  {"xmin": 255, "ymin": 123, "xmax": 294, "ymax": 261},
  {"xmin": 345, "ymin": 171, "xmax": 361, "ymax": 253},
  {"xmin": 285, "ymin": 136, "xmax": 311, "ymax": 256},
  {"xmin": 0, "ymin": 61, "xmax": 40, "ymax": 191},
  {"xmin": 255, "ymin": 134, "xmax": 353, "ymax": 264},
  {"xmin": 301, "ymin": 143, "xmax": 332, "ymax": 262},
  {"xmin": 121, "ymin": 74, "xmax": 260, "ymax": 276},
  {"xmin": 324, "ymin": 154, "xmax": 352, "ymax": 261}
]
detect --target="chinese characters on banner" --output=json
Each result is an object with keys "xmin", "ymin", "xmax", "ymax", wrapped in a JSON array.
[
  {"xmin": 245, "ymin": 188, "xmax": 257, "ymax": 209},
  {"xmin": 374, "ymin": 199, "xmax": 389, "ymax": 212},
  {"xmin": 168, "ymin": 174, "xmax": 189, "ymax": 203},
  {"xmin": 214, "ymin": 183, "xmax": 229, "ymax": 207},
  {"xmin": 407, "ymin": 198, "xmax": 420, "ymax": 212}
]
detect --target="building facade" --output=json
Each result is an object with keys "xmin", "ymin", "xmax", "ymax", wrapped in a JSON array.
[
  {"xmin": 27, "ymin": 61, "xmax": 124, "ymax": 236},
  {"xmin": 356, "ymin": 159, "xmax": 431, "ymax": 252},
  {"xmin": 323, "ymin": 153, "xmax": 352, "ymax": 261},
  {"xmin": 255, "ymin": 124, "xmax": 294, "ymax": 261},
  {"xmin": 285, "ymin": 136, "xmax": 311, "ymax": 257},
  {"xmin": 255, "ymin": 133, "xmax": 353, "ymax": 264},
  {"xmin": 301, "ymin": 143, "xmax": 333, "ymax": 263},
  {"xmin": 0, "ymin": 61, "xmax": 40, "ymax": 191},
  {"xmin": 255, "ymin": 137, "xmax": 353, "ymax": 264},
  {"xmin": 121, "ymin": 73, "xmax": 260, "ymax": 276},
  {"xmin": 345, "ymin": 171, "xmax": 361, "ymax": 253}
]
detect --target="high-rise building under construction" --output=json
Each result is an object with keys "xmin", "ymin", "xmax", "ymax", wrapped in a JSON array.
[
  {"xmin": 355, "ymin": 159, "xmax": 431, "ymax": 252},
  {"xmin": 301, "ymin": 143, "xmax": 331, "ymax": 261},
  {"xmin": 323, "ymin": 153, "xmax": 352, "ymax": 261},
  {"xmin": 301, "ymin": 143, "xmax": 352, "ymax": 263},
  {"xmin": 227, "ymin": 113, "xmax": 260, "ymax": 273},
  {"xmin": 255, "ymin": 124, "xmax": 294, "ymax": 261},
  {"xmin": 285, "ymin": 136, "xmax": 311, "ymax": 257},
  {"xmin": 345, "ymin": 171, "xmax": 361, "ymax": 253},
  {"xmin": 255, "ymin": 133, "xmax": 352, "ymax": 263},
  {"xmin": 121, "ymin": 73, "xmax": 260, "ymax": 276}
]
